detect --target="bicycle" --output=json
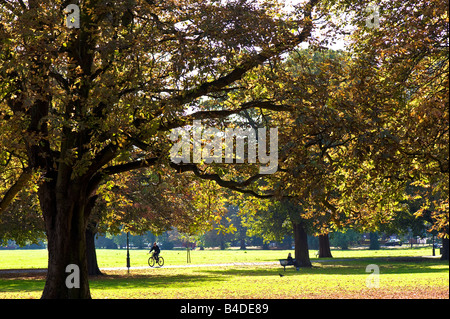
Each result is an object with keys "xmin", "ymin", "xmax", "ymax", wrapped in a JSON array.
[{"xmin": 148, "ymin": 254, "xmax": 164, "ymax": 267}]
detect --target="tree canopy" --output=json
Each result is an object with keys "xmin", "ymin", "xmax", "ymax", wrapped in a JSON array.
[
  {"xmin": 0, "ymin": 0, "xmax": 323, "ymax": 298},
  {"xmin": 0, "ymin": 0, "xmax": 448, "ymax": 298}
]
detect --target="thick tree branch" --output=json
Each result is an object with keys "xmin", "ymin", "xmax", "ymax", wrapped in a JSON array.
[
  {"xmin": 161, "ymin": 0, "xmax": 318, "ymax": 108},
  {"xmin": 0, "ymin": 167, "xmax": 32, "ymax": 214},
  {"xmin": 49, "ymin": 71, "xmax": 70, "ymax": 91},
  {"xmin": 160, "ymin": 100, "xmax": 292, "ymax": 130},
  {"xmin": 169, "ymin": 162, "xmax": 273, "ymax": 199},
  {"xmin": 103, "ymin": 157, "xmax": 160, "ymax": 175}
]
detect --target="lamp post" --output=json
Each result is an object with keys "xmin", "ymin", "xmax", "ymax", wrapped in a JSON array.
[
  {"xmin": 126, "ymin": 231, "xmax": 130, "ymax": 274},
  {"xmin": 432, "ymin": 234, "xmax": 436, "ymax": 257}
]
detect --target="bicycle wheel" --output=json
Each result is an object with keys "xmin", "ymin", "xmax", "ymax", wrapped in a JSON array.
[
  {"xmin": 148, "ymin": 256, "xmax": 155, "ymax": 267},
  {"xmin": 157, "ymin": 256, "xmax": 164, "ymax": 267}
]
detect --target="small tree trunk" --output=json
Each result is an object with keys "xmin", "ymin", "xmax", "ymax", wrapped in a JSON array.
[
  {"xmin": 441, "ymin": 237, "xmax": 449, "ymax": 261},
  {"xmin": 293, "ymin": 222, "xmax": 312, "ymax": 267},
  {"xmin": 318, "ymin": 234, "xmax": 333, "ymax": 258},
  {"xmin": 240, "ymin": 238, "xmax": 246, "ymax": 250},
  {"xmin": 369, "ymin": 232, "xmax": 380, "ymax": 250}
]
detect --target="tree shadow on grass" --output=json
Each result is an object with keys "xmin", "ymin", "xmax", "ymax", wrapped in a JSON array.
[
  {"xmin": 89, "ymin": 272, "xmax": 227, "ymax": 291},
  {"xmin": 199, "ymin": 258, "xmax": 449, "ymax": 277},
  {"xmin": 0, "ymin": 257, "xmax": 447, "ymax": 294},
  {"xmin": 0, "ymin": 270, "xmax": 228, "ymax": 294},
  {"xmin": 357, "ymin": 257, "xmax": 449, "ymax": 275},
  {"xmin": 0, "ymin": 277, "xmax": 45, "ymax": 292}
]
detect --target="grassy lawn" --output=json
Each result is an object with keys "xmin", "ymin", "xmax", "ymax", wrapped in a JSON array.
[
  {"xmin": 0, "ymin": 248, "xmax": 284, "ymax": 269},
  {"xmin": 0, "ymin": 247, "xmax": 448, "ymax": 299},
  {"xmin": 0, "ymin": 246, "xmax": 439, "ymax": 269}
]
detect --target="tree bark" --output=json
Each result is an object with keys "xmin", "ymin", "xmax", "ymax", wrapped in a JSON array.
[
  {"xmin": 86, "ymin": 224, "xmax": 103, "ymax": 276},
  {"xmin": 240, "ymin": 238, "xmax": 246, "ymax": 250},
  {"xmin": 441, "ymin": 236, "xmax": 449, "ymax": 261},
  {"xmin": 318, "ymin": 234, "xmax": 333, "ymax": 258},
  {"xmin": 293, "ymin": 222, "xmax": 312, "ymax": 267},
  {"xmin": 369, "ymin": 232, "xmax": 380, "ymax": 250},
  {"xmin": 39, "ymin": 181, "xmax": 92, "ymax": 299}
]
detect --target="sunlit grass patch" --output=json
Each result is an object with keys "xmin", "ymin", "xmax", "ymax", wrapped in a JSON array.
[
  {"xmin": 0, "ymin": 248, "xmax": 447, "ymax": 299},
  {"xmin": 86, "ymin": 260, "xmax": 448, "ymax": 299}
]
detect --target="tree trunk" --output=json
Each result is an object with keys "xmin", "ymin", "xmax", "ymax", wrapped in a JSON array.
[
  {"xmin": 318, "ymin": 234, "xmax": 333, "ymax": 258},
  {"xmin": 240, "ymin": 238, "xmax": 246, "ymax": 250},
  {"xmin": 441, "ymin": 236, "xmax": 449, "ymax": 261},
  {"xmin": 39, "ymin": 182, "xmax": 92, "ymax": 299},
  {"xmin": 293, "ymin": 222, "xmax": 312, "ymax": 267},
  {"xmin": 369, "ymin": 232, "xmax": 380, "ymax": 250},
  {"xmin": 86, "ymin": 224, "xmax": 103, "ymax": 276}
]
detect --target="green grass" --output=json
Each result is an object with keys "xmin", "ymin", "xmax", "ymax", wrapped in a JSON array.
[
  {"xmin": 0, "ymin": 246, "xmax": 438, "ymax": 269},
  {"xmin": 89, "ymin": 263, "xmax": 447, "ymax": 299},
  {"xmin": 0, "ymin": 247, "xmax": 448, "ymax": 299}
]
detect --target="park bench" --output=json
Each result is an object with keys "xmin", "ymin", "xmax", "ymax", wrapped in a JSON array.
[{"xmin": 279, "ymin": 259, "xmax": 296, "ymax": 271}]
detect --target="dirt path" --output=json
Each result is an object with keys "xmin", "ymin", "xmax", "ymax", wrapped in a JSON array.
[{"xmin": 101, "ymin": 261, "xmax": 280, "ymax": 271}]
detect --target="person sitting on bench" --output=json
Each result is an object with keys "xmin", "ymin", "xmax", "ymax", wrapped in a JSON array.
[{"xmin": 287, "ymin": 253, "xmax": 294, "ymax": 263}]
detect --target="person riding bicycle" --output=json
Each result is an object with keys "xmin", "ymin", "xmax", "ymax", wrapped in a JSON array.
[{"xmin": 149, "ymin": 242, "xmax": 160, "ymax": 261}]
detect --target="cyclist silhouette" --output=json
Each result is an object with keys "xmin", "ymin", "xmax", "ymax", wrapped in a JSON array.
[{"xmin": 149, "ymin": 242, "xmax": 160, "ymax": 261}]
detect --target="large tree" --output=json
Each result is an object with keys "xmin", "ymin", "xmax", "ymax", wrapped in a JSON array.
[
  {"xmin": 0, "ymin": 0, "xmax": 320, "ymax": 298},
  {"xmin": 334, "ymin": 0, "xmax": 449, "ymax": 258},
  {"xmin": 227, "ymin": 0, "xmax": 448, "ymax": 261}
]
